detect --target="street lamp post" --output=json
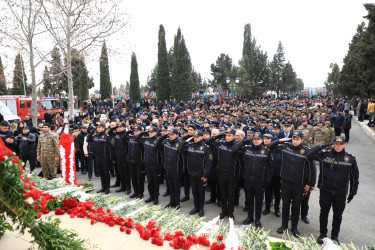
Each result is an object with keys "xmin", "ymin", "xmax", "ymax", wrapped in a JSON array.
[{"xmin": 226, "ymin": 77, "xmax": 240, "ymax": 97}]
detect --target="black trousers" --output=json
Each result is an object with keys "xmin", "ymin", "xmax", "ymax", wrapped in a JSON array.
[
  {"xmin": 344, "ymin": 128, "xmax": 350, "ymax": 142},
  {"xmin": 334, "ymin": 127, "xmax": 342, "ymax": 136},
  {"xmin": 244, "ymin": 181, "xmax": 264, "ymax": 220},
  {"xmin": 301, "ymin": 190, "xmax": 311, "ymax": 217},
  {"xmin": 117, "ymin": 158, "xmax": 131, "ymax": 190},
  {"xmin": 190, "ymin": 175, "xmax": 205, "ymax": 210},
  {"xmin": 129, "ymin": 163, "xmax": 145, "ymax": 196},
  {"xmin": 21, "ymin": 151, "xmax": 37, "ymax": 172},
  {"xmin": 281, "ymin": 181, "xmax": 304, "ymax": 228},
  {"xmin": 145, "ymin": 164, "xmax": 161, "ymax": 199},
  {"xmin": 181, "ymin": 172, "xmax": 190, "ymax": 197},
  {"xmin": 218, "ymin": 175, "xmax": 235, "ymax": 216},
  {"xmin": 166, "ymin": 168, "xmax": 180, "ymax": 206},
  {"xmin": 319, "ymin": 190, "xmax": 346, "ymax": 238},
  {"xmin": 95, "ymin": 157, "xmax": 110, "ymax": 189},
  {"xmin": 79, "ymin": 151, "xmax": 87, "ymax": 173},
  {"xmin": 207, "ymin": 180, "xmax": 221, "ymax": 203},
  {"xmin": 265, "ymin": 178, "xmax": 281, "ymax": 210},
  {"xmin": 87, "ymin": 153, "xmax": 95, "ymax": 178}
]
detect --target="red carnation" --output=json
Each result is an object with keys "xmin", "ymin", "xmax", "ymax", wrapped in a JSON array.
[
  {"xmin": 217, "ymin": 235, "xmax": 223, "ymax": 241},
  {"xmin": 120, "ymin": 227, "xmax": 125, "ymax": 232},
  {"xmin": 126, "ymin": 229, "xmax": 131, "ymax": 234}
]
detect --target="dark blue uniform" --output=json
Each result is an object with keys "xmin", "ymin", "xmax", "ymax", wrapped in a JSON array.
[
  {"xmin": 180, "ymin": 139, "xmax": 213, "ymax": 213},
  {"xmin": 308, "ymin": 146, "xmax": 359, "ymax": 240}
]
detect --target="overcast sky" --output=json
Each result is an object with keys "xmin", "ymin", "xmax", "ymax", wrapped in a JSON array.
[{"xmin": 1, "ymin": 0, "xmax": 372, "ymax": 92}]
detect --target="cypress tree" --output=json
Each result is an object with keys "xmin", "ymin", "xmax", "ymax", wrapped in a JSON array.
[
  {"xmin": 42, "ymin": 65, "xmax": 52, "ymax": 96},
  {"xmin": 156, "ymin": 25, "xmax": 170, "ymax": 102},
  {"xmin": 100, "ymin": 42, "xmax": 111, "ymax": 99},
  {"xmin": 50, "ymin": 47, "xmax": 64, "ymax": 94},
  {"xmin": 11, "ymin": 54, "xmax": 29, "ymax": 95},
  {"xmin": 129, "ymin": 52, "xmax": 141, "ymax": 102},
  {"xmin": 0, "ymin": 57, "xmax": 7, "ymax": 95},
  {"xmin": 170, "ymin": 27, "xmax": 193, "ymax": 101}
]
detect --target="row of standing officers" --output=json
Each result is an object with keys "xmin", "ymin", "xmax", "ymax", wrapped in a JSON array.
[{"xmin": 87, "ymin": 122, "xmax": 359, "ymax": 245}]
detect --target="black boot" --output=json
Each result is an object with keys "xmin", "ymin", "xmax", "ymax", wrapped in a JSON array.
[
  {"xmin": 97, "ymin": 188, "xmax": 105, "ymax": 193},
  {"xmin": 180, "ymin": 196, "xmax": 190, "ymax": 202},
  {"xmin": 262, "ymin": 208, "xmax": 270, "ymax": 215},
  {"xmin": 104, "ymin": 189, "xmax": 110, "ymax": 195},
  {"xmin": 145, "ymin": 197, "xmax": 154, "ymax": 203},
  {"xmin": 255, "ymin": 220, "xmax": 261, "ymax": 228},
  {"xmin": 243, "ymin": 217, "xmax": 254, "ymax": 225}
]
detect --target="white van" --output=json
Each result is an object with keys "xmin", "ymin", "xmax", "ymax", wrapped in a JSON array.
[{"xmin": 0, "ymin": 101, "xmax": 21, "ymax": 124}]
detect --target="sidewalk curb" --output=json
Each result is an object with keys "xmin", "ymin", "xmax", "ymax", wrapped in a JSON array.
[{"xmin": 353, "ymin": 115, "xmax": 375, "ymax": 142}]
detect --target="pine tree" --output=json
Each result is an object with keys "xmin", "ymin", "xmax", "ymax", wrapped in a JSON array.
[
  {"xmin": 42, "ymin": 65, "xmax": 52, "ymax": 96},
  {"xmin": 50, "ymin": 47, "xmax": 64, "ymax": 94},
  {"xmin": 129, "ymin": 52, "xmax": 141, "ymax": 102},
  {"xmin": 325, "ymin": 63, "xmax": 340, "ymax": 93},
  {"xmin": 100, "ymin": 42, "xmax": 111, "ymax": 99},
  {"xmin": 11, "ymin": 54, "xmax": 30, "ymax": 95},
  {"xmin": 170, "ymin": 27, "xmax": 193, "ymax": 101},
  {"xmin": 0, "ymin": 56, "xmax": 7, "ymax": 95},
  {"xmin": 270, "ymin": 41, "xmax": 286, "ymax": 96},
  {"xmin": 156, "ymin": 25, "xmax": 170, "ymax": 102},
  {"xmin": 210, "ymin": 54, "xmax": 234, "ymax": 90},
  {"xmin": 146, "ymin": 64, "xmax": 157, "ymax": 91}
]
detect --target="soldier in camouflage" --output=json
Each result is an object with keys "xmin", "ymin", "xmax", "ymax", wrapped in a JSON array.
[
  {"xmin": 297, "ymin": 119, "xmax": 313, "ymax": 147},
  {"xmin": 324, "ymin": 121, "xmax": 335, "ymax": 147},
  {"xmin": 37, "ymin": 123, "xmax": 59, "ymax": 180},
  {"xmin": 311, "ymin": 121, "xmax": 327, "ymax": 146}
]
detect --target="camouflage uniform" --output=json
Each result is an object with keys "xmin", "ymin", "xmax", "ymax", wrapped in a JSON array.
[
  {"xmin": 324, "ymin": 123, "xmax": 335, "ymax": 147},
  {"xmin": 297, "ymin": 124, "xmax": 313, "ymax": 147},
  {"xmin": 37, "ymin": 131, "xmax": 59, "ymax": 179},
  {"xmin": 311, "ymin": 126, "xmax": 327, "ymax": 146}
]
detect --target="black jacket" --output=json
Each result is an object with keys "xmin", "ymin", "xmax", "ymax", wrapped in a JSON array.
[
  {"xmin": 111, "ymin": 130, "xmax": 127, "ymax": 159},
  {"xmin": 157, "ymin": 136, "xmax": 183, "ymax": 174},
  {"xmin": 0, "ymin": 130, "xmax": 15, "ymax": 152},
  {"xmin": 180, "ymin": 139, "xmax": 213, "ymax": 178},
  {"xmin": 87, "ymin": 132, "xmax": 114, "ymax": 160},
  {"xmin": 123, "ymin": 133, "xmax": 143, "ymax": 165},
  {"xmin": 269, "ymin": 139, "xmax": 316, "ymax": 186},
  {"xmin": 206, "ymin": 137, "xmax": 238, "ymax": 178},
  {"xmin": 234, "ymin": 142, "xmax": 273, "ymax": 184},
  {"xmin": 308, "ymin": 147, "xmax": 359, "ymax": 195},
  {"xmin": 18, "ymin": 132, "xmax": 37, "ymax": 153},
  {"xmin": 136, "ymin": 132, "xmax": 160, "ymax": 166}
]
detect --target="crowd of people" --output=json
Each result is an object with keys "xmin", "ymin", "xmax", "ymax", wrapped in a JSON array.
[{"xmin": 0, "ymin": 92, "xmax": 364, "ymax": 245}]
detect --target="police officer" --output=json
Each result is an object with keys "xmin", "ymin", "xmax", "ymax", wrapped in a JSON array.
[
  {"xmin": 77, "ymin": 124, "xmax": 88, "ymax": 174},
  {"xmin": 136, "ymin": 126, "xmax": 162, "ymax": 205},
  {"xmin": 180, "ymin": 130, "xmax": 213, "ymax": 217},
  {"xmin": 206, "ymin": 128, "xmax": 237, "ymax": 219},
  {"xmin": 234, "ymin": 132, "xmax": 272, "ymax": 228},
  {"xmin": 110, "ymin": 122, "xmax": 131, "ymax": 194},
  {"xmin": 37, "ymin": 123, "xmax": 59, "ymax": 180},
  {"xmin": 87, "ymin": 123, "xmax": 114, "ymax": 194},
  {"xmin": 180, "ymin": 124, "xmax": 196, "ymax": 202},
  {"xmin": 123, "ymin": 125, "xmax": 145, "ymax": 199},
  {"xmin": 157, "ymin": 128, "xmax": 183, "ymax": 208},
  {"xmin": 269, "ymin": 130, "xmax": 316, "ymax": 237},
  {"xmin": 307, "ymin": 136, "xmax": 359, "ymax": 245},
  {"xmin": 17, "ymin": 126, "xmax": 37, "ymax": 172},
  {"xmin": 0, "ymin": 121, "xmax": 16, "ymax": 152},
  {"xmin": 205, "ymin": 128, "xmax": 221, "ymax": 207},
  {"xmin": 263, "ymin": 133, "xmax": 282, "ymax": 217}
]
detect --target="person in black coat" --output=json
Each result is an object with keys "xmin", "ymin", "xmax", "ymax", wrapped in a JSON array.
[
  {"xmin": 307, "ymin": 136, "xmax": 359, "ymax": 245},
  {"xmin": 17, "ymin": 126, "xmax": 37, "ymax": 172},
  {"xmin": 343, "ymin": 110, "xmax": 352, "ymax": 143},
  {"xmin": 180, "ymin": 130, "xmax": 213, "ymax": 217}
]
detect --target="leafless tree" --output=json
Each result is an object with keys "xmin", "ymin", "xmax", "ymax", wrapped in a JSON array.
[
  {"xmin": 39, "ymin": 0, "xmax": 128, "ymax": 119},
  {"xmin": 0, "ymin": 0, "xmax": 51, "ymax": 127}
]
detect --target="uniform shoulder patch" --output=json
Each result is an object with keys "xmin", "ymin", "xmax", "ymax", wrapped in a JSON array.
[{"xmin": 209, "ymin": 154, "xmax": 213, "ymax": 160}]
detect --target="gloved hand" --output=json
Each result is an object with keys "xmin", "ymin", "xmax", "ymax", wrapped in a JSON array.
[
  {"xmin": 347, "ymin": 194, "xmax": 354, "ymax": 203},
  {"xmin": 215, "ymin": 133, "xmax": 225, "ymax": 140}
]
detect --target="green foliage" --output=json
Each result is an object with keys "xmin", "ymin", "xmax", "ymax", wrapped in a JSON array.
[
  {"xmin": 30, "ymin": 217, "xmax": 86, "ymax": 250},
  {"xmin": 325, "ymin": 63, "xmax": 340, "ymax": 94},
  {"xmin": 239, "ymin": 224, "xmax": 269, "ymax": 250},
  {"xmin": 269, "ymin": 241, "xmax": 291, "ymax": 250},
  {"xmin": 130, "ymin": 52, "xmax": 141, "ymax": 102},
  {"xmin": 0, "ymin": 214, "xmax": 13, "ymax": 238},
  {"xmin": 238, "ymin": 24, "xmax": 270, "ymax": 98},
  {"xmin": 146, "ymin": 64, "xmax": 157, "ymax": 92},
  {"xmin": 269, "ymin": 41, "xmax": 286, "ymax": 96},
  {"xmin": 43, "ymin": 47, "xmax": 64, "ymax": 95},
  {"xmin": 0, "ymin": 152, "xmax": 87, "ymax": 249},
  {"xmin": 210, "ymin": 53, "xmax": 235, "ymax": 90},
  {"xmin": 170, "ymin": 27, "xmax": 194, "ymax": 101},
  {"xmin": 100, "ymin": 42, "xmax": 112, "ymax": 99},
  {"xmin": 337, "ymin": 4, "xmax": 375, "ymax": 98},
  {"xmin": 11, "ymin": 53, "xmax": 31, "ymax": 95},
  {"xmin": 156, "ymin": 25, "xmax": 170, "ymax": 102},
  {"xmin": 0, "ymin": 56, "xmax": 7, "ymax": 95}
]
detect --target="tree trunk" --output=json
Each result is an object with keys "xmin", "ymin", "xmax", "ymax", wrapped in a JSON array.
[
  {"xmin": 67, "ymin": 10, "xmax": 74, "ymax": 120},
  {"xmin": 29, "ymin": 40, "xmax": 38, "ymax": 127}
]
